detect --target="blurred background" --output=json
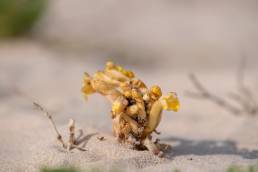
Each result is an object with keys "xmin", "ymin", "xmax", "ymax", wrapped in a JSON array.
[
  {"xmin": 1, "ymin": 0, "xmax": 258, "ymax": 69},
  {"xmin": 0, "ymin": 1, "xmax": 258, "ymax": 171}
]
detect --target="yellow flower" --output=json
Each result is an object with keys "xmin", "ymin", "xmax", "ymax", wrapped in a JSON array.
[
  {"xmin": 161, "ymin": 92, "xmax": 180, "ymax": 112},
  {"xmin": 150, "ymin": 85, "xmax": 162, "ymax": 98},
  {"xmin": 112, "ymin": 101, "xmax": 124, "ymax": 114},
  {"xmin": 81, "ymin": 72, "xmax": 95, "ymax": 96},
  {"xmin": 105, "ymin": 61, "xmax": 135, "ymax": 78}
]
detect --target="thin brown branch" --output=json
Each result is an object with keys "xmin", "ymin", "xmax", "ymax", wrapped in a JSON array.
[
  {"xmin": 227, "ymin": 92, "xmax": 249, "ymax": 111},
  {"xmin": 227, "ymin": 92, "xmax": 257, "ymax": 115},
  {"xmin": 235, "ymin": 57, "xmax": 258, "ymax": 115},
  {"xmin": 33, "ymin": 102, "xmax": 67, "ymax": 149},
  {"xmin": 71, "ymin": 145, "xmax": 87, "ymax": 151},
  {"xmin": 34, "ymin": 102, "xmax": 87, "ymax": 151},
  {"xmin": 186, "ymin": 74, "xmax": 242, "ymax": 115}
]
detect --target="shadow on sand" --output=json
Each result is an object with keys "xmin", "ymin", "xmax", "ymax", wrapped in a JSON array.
[
  {"xmin": 162, "ymin": 136, "xmax": 258, "ymax": 159},
  {"xmin": 76, "ymin": 132, "xmax": 98, "ymax": 148}
]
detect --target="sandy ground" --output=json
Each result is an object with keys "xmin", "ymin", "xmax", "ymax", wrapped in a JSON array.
[{"xmin": 0, "ymin": 40, "xmax": 258, "ymax": 172}]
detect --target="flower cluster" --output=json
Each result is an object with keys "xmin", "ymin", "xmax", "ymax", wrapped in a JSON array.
[{"xmin": 82, "ymin": 61, "xmax": 179, "ymax": 156}]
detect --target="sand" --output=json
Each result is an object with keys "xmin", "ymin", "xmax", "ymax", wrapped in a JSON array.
[{"xmin": 0, "ymin": 40, "xmax": 258, "ymax": 172}]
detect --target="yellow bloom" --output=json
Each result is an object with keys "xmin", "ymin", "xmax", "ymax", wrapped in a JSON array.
[
  {"xmin": 150, "ymin": 85, "xmax": 162, "ymax": 98},
  {"xmin": 161, "ymin": 92, "xmax": 180, "ymax": 112}
]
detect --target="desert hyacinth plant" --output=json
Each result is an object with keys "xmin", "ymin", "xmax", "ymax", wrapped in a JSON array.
[{"xmin": 81, "ymin": 61, "xmax": 180, "ymax": 156}]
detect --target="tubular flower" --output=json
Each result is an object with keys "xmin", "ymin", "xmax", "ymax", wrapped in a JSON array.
[{"xmin": 82, "ymin": 61, "xmax": 180, "ymax": 156}]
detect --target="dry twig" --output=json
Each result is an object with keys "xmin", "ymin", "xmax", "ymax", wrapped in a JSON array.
[
  {"xmin": 33, "ymin": 102, "xmax": 86, "ymax": 151},
  {"xmin": 185, "ymin": 74, "xmax": 241, "ymax": 115},
  {"xmin": 235, "ymin": 57, "xmax": 258, "ymax": 114},
  {"xmin": 33, "ymin": 102, "xmax": 67, "ymax": 148},
  {"xmin": 185, "ymin": 57, "xmax": 258, "ymax": 116}
]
